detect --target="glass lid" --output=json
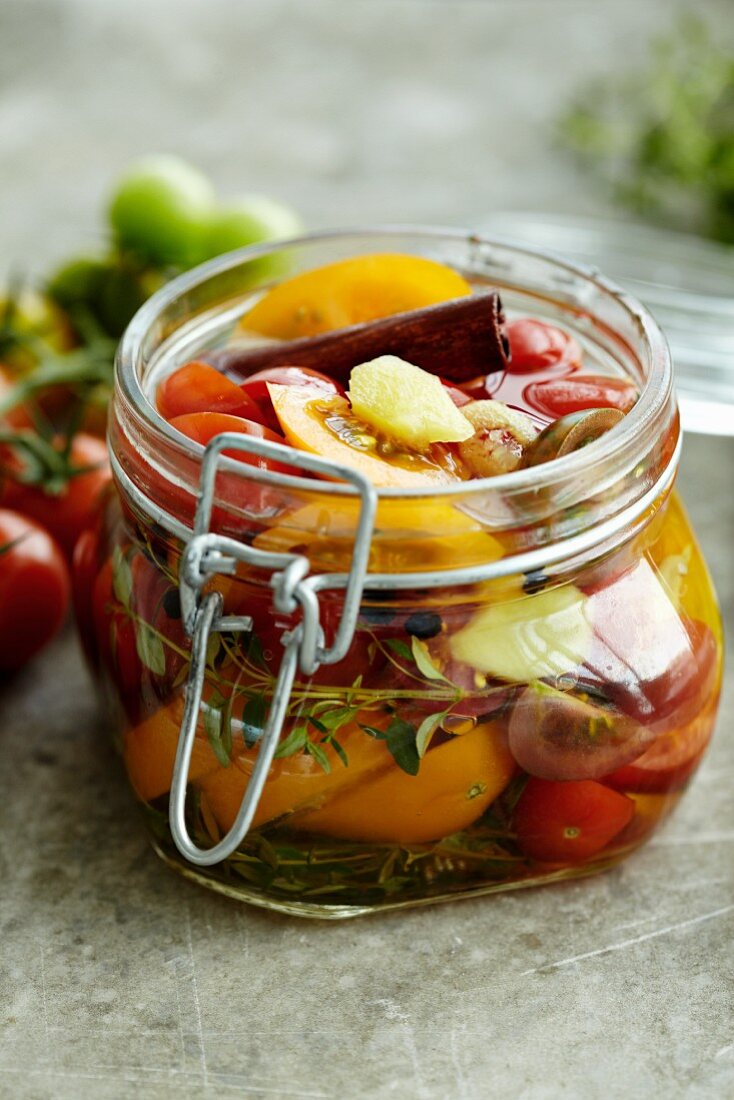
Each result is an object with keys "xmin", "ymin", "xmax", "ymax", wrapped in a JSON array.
[{"xmin": 480, "ymin": 212, "xmax": 734, "ymax": 437}]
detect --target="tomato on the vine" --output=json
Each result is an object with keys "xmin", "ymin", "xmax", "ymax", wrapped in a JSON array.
[
  {"xmin": 0, "ymin": 509, "xmax": 69, "ymax": 671},
  {"xmin": 505, "ymin": 318, "xmax": 582, "ymax": 374},
  {"xmin": 523, "ymin": 375, "xmax": 639, "ymax": 418},
  {"xmin": 157, "ymin": 361, "xmax": 263, "ymax": 422},
  {"xmin": 1, "ymin": 432, "xmax": 110, "ymax": 559},
  {"xmin": 513, "ymin": 777, "xmax": 634, "ymax": 863}
]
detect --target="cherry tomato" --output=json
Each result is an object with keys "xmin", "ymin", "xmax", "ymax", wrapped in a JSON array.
[
  {"xmin": 603, "ymin": 708, "xmax": 716, "ymax": 793},
  {"xmin": 1, "ymin": 433, "xmax": 111, "ymax": 559},
  {"xmin": 505, "ymin": 318, "xmax": 582, "ymax": 374},
  {"xmin": 170, "ymin": 411, "xmax": 293, "ymax": 517},
  {"xmin": 157, "ymin": 361, "xmax": 263, "ymax": 422},
  {"xmin": 508, "ymin": 685, "xmax": 657, "ymax": 782},
  {"xmin": 108, "ymin": 155, "xmax": 216, "ymax": 266},
  {"xmin": 523, "ymin": 375, "xmax": 639, "ymax": 418},
  {"xmin": 199, "ymin": 195, "xmax": 303, "ymax": 262},
  {"xmin": 240, "ymin": 366, "xmax": 344, "ymax": 432},
  {"xmin": 513, "ymin": 777, "xmax": 634, "ymax": 863},
  {"xmin": 0, "ymin": 509, "xmax": 69, "ymax": 671}
]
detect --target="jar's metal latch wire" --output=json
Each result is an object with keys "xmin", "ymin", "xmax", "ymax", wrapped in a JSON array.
[{"xmin": 169, "ymin": 432, "xmax": 377, "ymax": 867}]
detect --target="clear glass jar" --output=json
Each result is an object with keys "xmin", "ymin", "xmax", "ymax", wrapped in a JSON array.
[{"xmin": 75, "ymin": 229, "xmax": 723, "ymax": 918}]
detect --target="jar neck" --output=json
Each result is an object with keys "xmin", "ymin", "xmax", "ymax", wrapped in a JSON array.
[{"xmin": 110, "ymin": 228, "xmax": 679, "ymax": 578}]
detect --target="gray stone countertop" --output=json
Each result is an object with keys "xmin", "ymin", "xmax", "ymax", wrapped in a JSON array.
[{"xmin": 1, "ymin": 2, "xmax": 733, "ymax": 1097}]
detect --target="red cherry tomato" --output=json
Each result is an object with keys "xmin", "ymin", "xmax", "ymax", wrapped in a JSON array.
[
  {"xmin": 1, "ymin": 432, "xmax": 111, "ymax": 558},
  {"xmin": 514, "ymin": 777, "xmax": 634, "ymax": 863},
  {"xmin": 240, "ymin": 366, "xmax": 344, "ymax": 432},
  {"xmin": 506, "ymin": 318, "xmax": 582, "ymax": 374},
  {"xmin": 0, "ymin": 509, "xmax": 70, "ymax": 671},
  {"xmin": 157, "ymin": 361, "xmax": 263, "ymax": 422},
  {"xmin": 169, "ymin": 412, "xmax": 288, "ymax": 463},
  {"xmin": 170, "ymin": 411, "xmax": 294, "ymax": 517},
  {"xmin": 524, "ymin": 375, "xmax": 639, "ymax": 418},
  {"xmin": 603, "ymin": 708, "xmax": 716, "ymax": 793}
]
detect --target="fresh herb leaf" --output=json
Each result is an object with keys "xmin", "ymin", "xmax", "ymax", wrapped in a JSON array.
[
  {"xmin": 385, "ymin": 718, "xmax": 420, "ymax": 776},
  {"xmin": 415, "ymin": 708, "xmax": 451, "ymax": 757},
  {"xmin": 111, "ymin": 545, "xmax": 132, "ymax": 608},
  {"xmin": 274, "ymin": 724, "xmax": 308, "ymax": 759},
  {"xmin": 202, "ymin": 697, "xmax": 231, "ymax": 768},
  {"xmin": 385, "ymin": 638, "xmax": 412, "ymax": 661},
  {"xmin": 305, "ymin": 740, "xmax": 331, "ymax": 773},
  {"xmin": 329, "ymin": 736, "xmax": 349, "ymax": 768},
  {"xmin": 410, "ymin": 636, "xmax": 450, "ymax": 683},
  {"xmin": 135, "ymin": 623, "xmax": 166, "ymax": 676}
]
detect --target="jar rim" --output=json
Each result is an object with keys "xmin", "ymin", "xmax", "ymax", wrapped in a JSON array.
[{"xmin": 116, "ymin": 224, "xmax": 675, "ymax": 502}]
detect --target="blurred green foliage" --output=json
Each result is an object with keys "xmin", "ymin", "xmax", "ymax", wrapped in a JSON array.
[{"xmin": 560, "ymin": 17, "xmax": 734, "ymax": 242}]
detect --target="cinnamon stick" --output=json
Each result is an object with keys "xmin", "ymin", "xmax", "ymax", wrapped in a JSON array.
[{"xmin": 207, "ymin": 291, "xmax": 509, "ymax": 384}]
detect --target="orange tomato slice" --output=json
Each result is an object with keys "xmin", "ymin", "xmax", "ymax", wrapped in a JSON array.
[
  {"xmin": 240, "ymin": 253, "xmax": 471, "ymax": 339},
  {"xmin": 293, "ymin": 722, "xmax": 515, "ymax": 844},
  {"xmin": 123, "ymin": 695, "xmax": 222, "ymax": 802},
  {"xmin": 197, "ymin": 715, "xmax": 396, "ymax": 832},
  {"xmin": 268, "ymin": 385, "xmax": 457, "ymax": 488}
]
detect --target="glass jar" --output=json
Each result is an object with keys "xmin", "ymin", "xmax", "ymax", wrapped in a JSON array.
[{"xmin": 76, "ymin": 229, "xmax": 723, "ymax": 918}]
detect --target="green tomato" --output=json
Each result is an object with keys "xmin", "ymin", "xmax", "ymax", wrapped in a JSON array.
[
  {"xmin": 108, "ymin": 156, "xmax": 216, "ymax": 266},
  {"xmin": 46, "ymin": 256, "xmax": 110, "ymax": 311},
  {"xmin": 199, "ymin": 195, "xmax": 304, "ymax": 266}
]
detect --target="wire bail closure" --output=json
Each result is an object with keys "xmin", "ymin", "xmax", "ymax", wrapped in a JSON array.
[{"xmin": 169, "ymin": 432, "xmax": 377, "ymax": 867}]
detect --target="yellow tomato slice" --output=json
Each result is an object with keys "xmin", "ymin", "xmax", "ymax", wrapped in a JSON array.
[
  {"xmin": 197, "ymin": 716, "xmax": 395, "ymax": 831},
  {"xmin": 293, "ymin": 721, "xmax": 515, "ymax": 844},
  {"xmin": 253, "ymin": 497, "xmax": 504, "ymax": 574},
  {"xmin": 123, "ymin": 696, "xmax": 221, "ymax": 802},
  {"xmin": 239, "ymin": 253, "xmax": 471, "ymax": 339},
  {"xmin": 268, "ymin": 385, "xmax": 457, "ymax": 488}
]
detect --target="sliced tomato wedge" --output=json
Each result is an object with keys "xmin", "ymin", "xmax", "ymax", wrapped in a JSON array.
[{"xmin": 514, "ymin": 777, "xmax": 634, "ymax": 863}]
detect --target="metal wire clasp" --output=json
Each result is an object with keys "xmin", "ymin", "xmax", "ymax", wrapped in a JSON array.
[{"xmin": 169, "ymin": 432, "xmax": 377, "ymax": 867}]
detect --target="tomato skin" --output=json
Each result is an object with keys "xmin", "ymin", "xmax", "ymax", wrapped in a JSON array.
[
  {"xmin": 514, "ymin": 778, "xmax": 634, "ymax": 863},
  {"xmin": 240, "ymin": 366, "xmax": 344, "ymax": 432},
  {"xmin": 157, "ymin": 361, "xmax": 263, "ymax": 422},
  {"xmin": 603, "ymin": 708, "xmax": 716, "ymax": 794},
  {"xmin": 0, "ymin": 509, "xmax": 70, "ymax": 671},
  {"xmin": 1, "ymin": 433, "xmax": 111, "ymax": 559},
  {"xmin": 505, "ymin": 319, "xmax": 582, "ymax": 374},
  {"xmin": 524, "ymin": 375, "xmax": 639, "ymax": 418},
  {"xmin": 170, "ymin": 411, "xmax": 293, "ymax": 517}
]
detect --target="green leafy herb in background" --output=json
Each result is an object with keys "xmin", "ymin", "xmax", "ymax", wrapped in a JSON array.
[{"xmin": 560, "ymin": 16, "xmax": 734, "ymax": 242}]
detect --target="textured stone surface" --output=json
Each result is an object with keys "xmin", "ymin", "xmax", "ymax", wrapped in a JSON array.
[{"xmin": 1, "ymin": 2, "xmax": 733, "ymax": 1098}]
